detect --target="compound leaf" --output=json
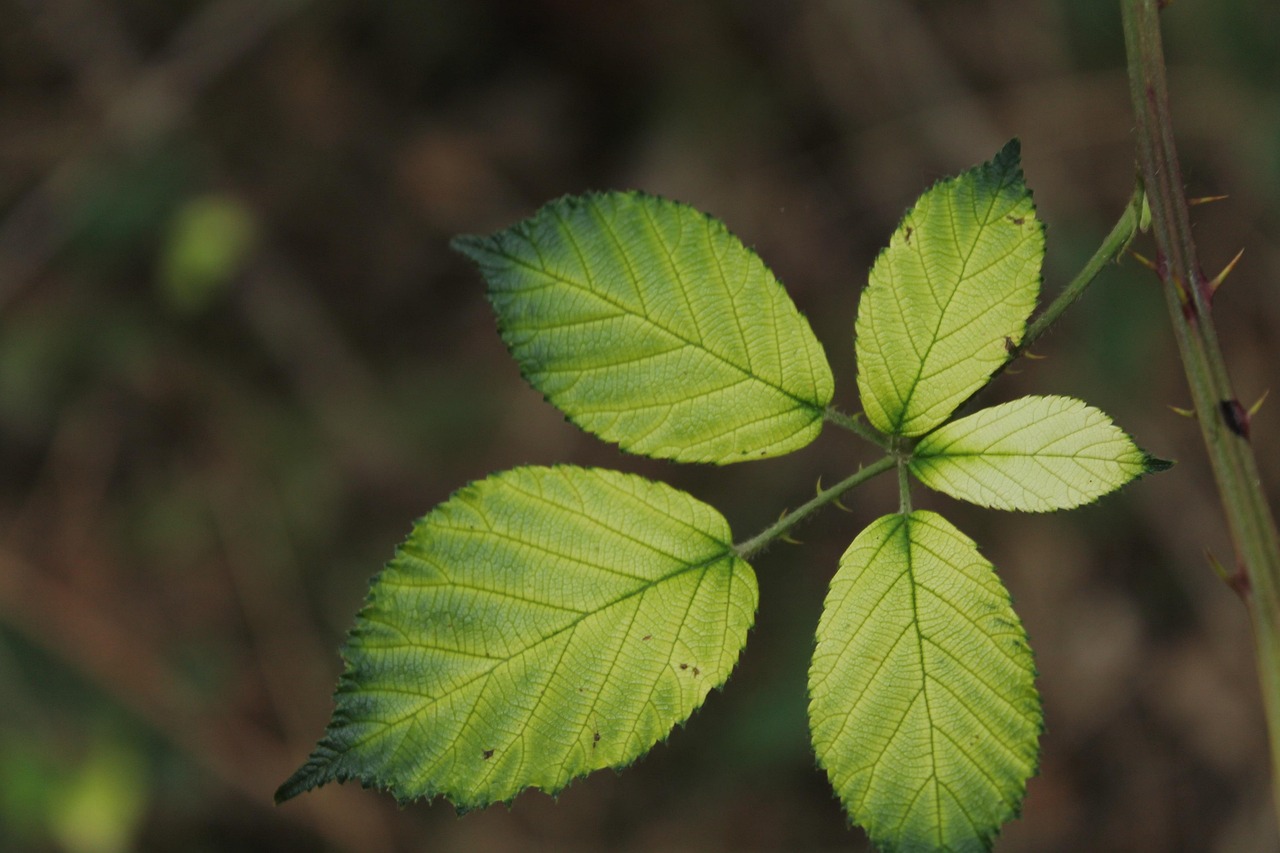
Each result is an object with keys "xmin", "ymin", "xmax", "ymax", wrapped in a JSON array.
[
  {"xmin": 453, "ymin": 192, "xmax": 834, "ymax": 464},
  {"xmin": 809, "ymin": 511, "xmax": 1040, "ymax": 852},
  {"xmin": 856, "ymin": 140, "xmax": 1043, "ymax": 437},
  {"xmin": 912, "ymin": 395, "xmax": 1172, "ymax": 512},
  {"xmin": 277, "ymin": 466, "xmax": 757, "ymax": 807}
]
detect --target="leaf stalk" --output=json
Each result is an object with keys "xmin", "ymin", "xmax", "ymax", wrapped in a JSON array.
[
  {"xmin": 734, "ymin": 455, "xmax": 896, "ymax": 561},
  {"xmin": 825, "ymin": 407, "xmax": 890, "ymax": 449}
]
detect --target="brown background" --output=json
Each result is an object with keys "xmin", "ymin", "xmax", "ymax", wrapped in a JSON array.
[{"xmin": 3, "ymin": 1, "xmax": 1280, "ymax": 850}]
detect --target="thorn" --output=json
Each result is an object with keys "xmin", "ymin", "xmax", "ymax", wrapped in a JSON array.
[
  {"xmin": 1188, "ymin": 193, "xmax": 1228, "ymax": 206},
  {"xmin": 1168, "ymin": 404, "xmax": 1196, "ymax": 418},
  {"xmin": 833, "ymin": 496, "xmax": 853, "ymax": 513},
  {"xmin": 780, "ymin": 533, "xmax": 803, "ymax": 545},
  {"xmin": 1206, "ymin": 248, "xmax": 1244, "ymax": 299},
  {"xmin": 1205, "ymin": 548, "xmax": 1230, "ymax": 583},
  {"xmin": 1023, "ymin": 350, "xmax": 1048, "ymax": 361},
  {"xmin": 815, "ymin": 476, "xmax": 825, "ymax": 496},
  {"xmin": 1130, "ymin": 249, "xmax": 1158, "ymax": 272},
  {"xmin": 1249, "ymin": 390, "xmax": 1269, "ymax": 419},
  {"xmin": 1207, "ymin": 548, "xmax": 1251, "ymax": 598}
]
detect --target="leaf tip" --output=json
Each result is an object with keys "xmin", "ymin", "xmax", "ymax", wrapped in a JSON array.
[
  {"xmin": 274, "ymin": 756, "xmax": 330, "ymax": 805},
  {"xmin": 995, "ymin": 137, "xmax": 1022, "ymax": 170}
]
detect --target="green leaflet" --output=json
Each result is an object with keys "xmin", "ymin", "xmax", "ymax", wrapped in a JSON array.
[
  {"xmin": 277, "ymin": 466, "xmax": 757, "ymax": 808},
  {"xmin": 855, "ymin": 140, "xmax": 1043, "ymax": 437},
  {"xmin": 912, "ymin": 395, "xmax": 1172, "ymax": 512},
  {"xmin": 453, "ymin": 192, "xmax": 834, "ymax": 464},
  {"xmin": 809, "ymin": 512, "xmax": 1040, "ymax": 853}
]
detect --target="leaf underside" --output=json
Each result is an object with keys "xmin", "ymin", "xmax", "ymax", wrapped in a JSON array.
[
  {"xmin": 856, "ymin": 139, "xmax": 1044, "ymax": 437},
  {"xmin": 453, "ymin": 191, "xmax": 834, "ymax": 464},
  {"xmin": 911, "ymin": 395, "xmax": 1171, "ymax": 512},
  {"xmin": 809, "ymin": 511, "xmax": 1041, "ymax": 853},
  {"xmin": 277, "ymin": 466, "xmax": 757, "ymax": 807}
]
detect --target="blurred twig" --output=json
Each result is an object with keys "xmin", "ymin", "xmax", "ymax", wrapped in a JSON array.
[
  {"xmin": 0, "ymin": 0, "xmax": 309, "ymax": 312},
  {"xmin": 206, "ymin": 465, "xmax": 337, "ymax": 749},
  {"xmin": 0, "ymin": 547, "xmax": 398, "ymax": 852}
]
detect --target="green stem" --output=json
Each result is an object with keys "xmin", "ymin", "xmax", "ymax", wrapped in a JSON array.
[
  {"xmin": 1122, "ymin": 0, "xmax": 1280, "ymax": 824},
  {"xmin": 944, "ymin": 184, "xmax": 1143, "ymax": 429},
  {"xmin": 1017, "ymin": 184, "xmax": 1144, "ymax": 357},
  {"xmin": 825, "ymin": 407, "xmax": 891, "ymax": 449},
  {"xmin": 734, "ymin": 455, "xmax": 896, "ymax": 561},
  {"xmin": 897, "ymin": 461, "xmax": 912, "ymax": 515}
]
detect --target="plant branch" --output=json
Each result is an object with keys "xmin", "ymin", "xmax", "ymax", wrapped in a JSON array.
[
  {"xmin": 1122, "ymin": 0, "xmax": 1280, "ymax": 822},
  {"xmin": 986, "ymin": 183, "xmax": 1144, "ymax": 387},
  {"xmin": 897, "ymin": 460, "xmax": 912, "ymax": 515},
  {"xmin": 1016, "ymin": 184, "xmax": 1145, "ymax": 357},
  {"xmin": 734, "ymin": 455, "xmax": 896, "ymax": 561},
  {"xmin": 825, "ymin": 407, "xmax": 890, "ymax": 449}
]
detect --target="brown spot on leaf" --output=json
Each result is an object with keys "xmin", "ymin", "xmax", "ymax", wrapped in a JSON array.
[
  {"xmin": 679, "ymin": 663, "xmax": 688, "ymax": 670},
  {"xmin": 692, "ymin": 667, "xmax": 700, "ymax": 677},
  {"xmin": 641, "ymin": 635, "xmax": 651, "ymax": 641},
  {"xmin": 482, "ymin": 749, "xmax": 494, "ymax": 760}
]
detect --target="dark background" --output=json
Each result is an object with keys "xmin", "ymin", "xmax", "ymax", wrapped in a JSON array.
[{"xmin": 3, "ymin": 1, "xmax": 1280, "ymax": 850}]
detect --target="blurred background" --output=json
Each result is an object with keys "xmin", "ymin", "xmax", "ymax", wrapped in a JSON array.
[{"xmin": 2, "ymin": 1, "xmax": 1280, "ymax": 850}]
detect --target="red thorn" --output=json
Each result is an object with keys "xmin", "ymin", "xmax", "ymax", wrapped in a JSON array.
[{"xmin": 1188, "ymin": 194, "xmax": 1229, "ymax": 206}]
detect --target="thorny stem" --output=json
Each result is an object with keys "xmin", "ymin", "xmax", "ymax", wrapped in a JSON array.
[
  {"xmin": 733, "ymin": 455, "xmax": 896, "ymax": 561},
  {"xmin": 1122, "ymin": 0, "xmax": 1280, "ymax": 823},
  {"xmin": 824, "ymin": 406, "xmax": 890, "ymax": 449}
]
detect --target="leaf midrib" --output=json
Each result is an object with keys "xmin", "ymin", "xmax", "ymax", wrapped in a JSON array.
[
  {"xmin": 490, "ymin": 233, "xmax": 825, "ymax": 417},
  {"xmin": 892, "ymin": 170, "xmax": 1014, "ymax": 434},
  {"xmin": 343, "ymin": 547, "xmax": 737, "ymax": 744}
]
